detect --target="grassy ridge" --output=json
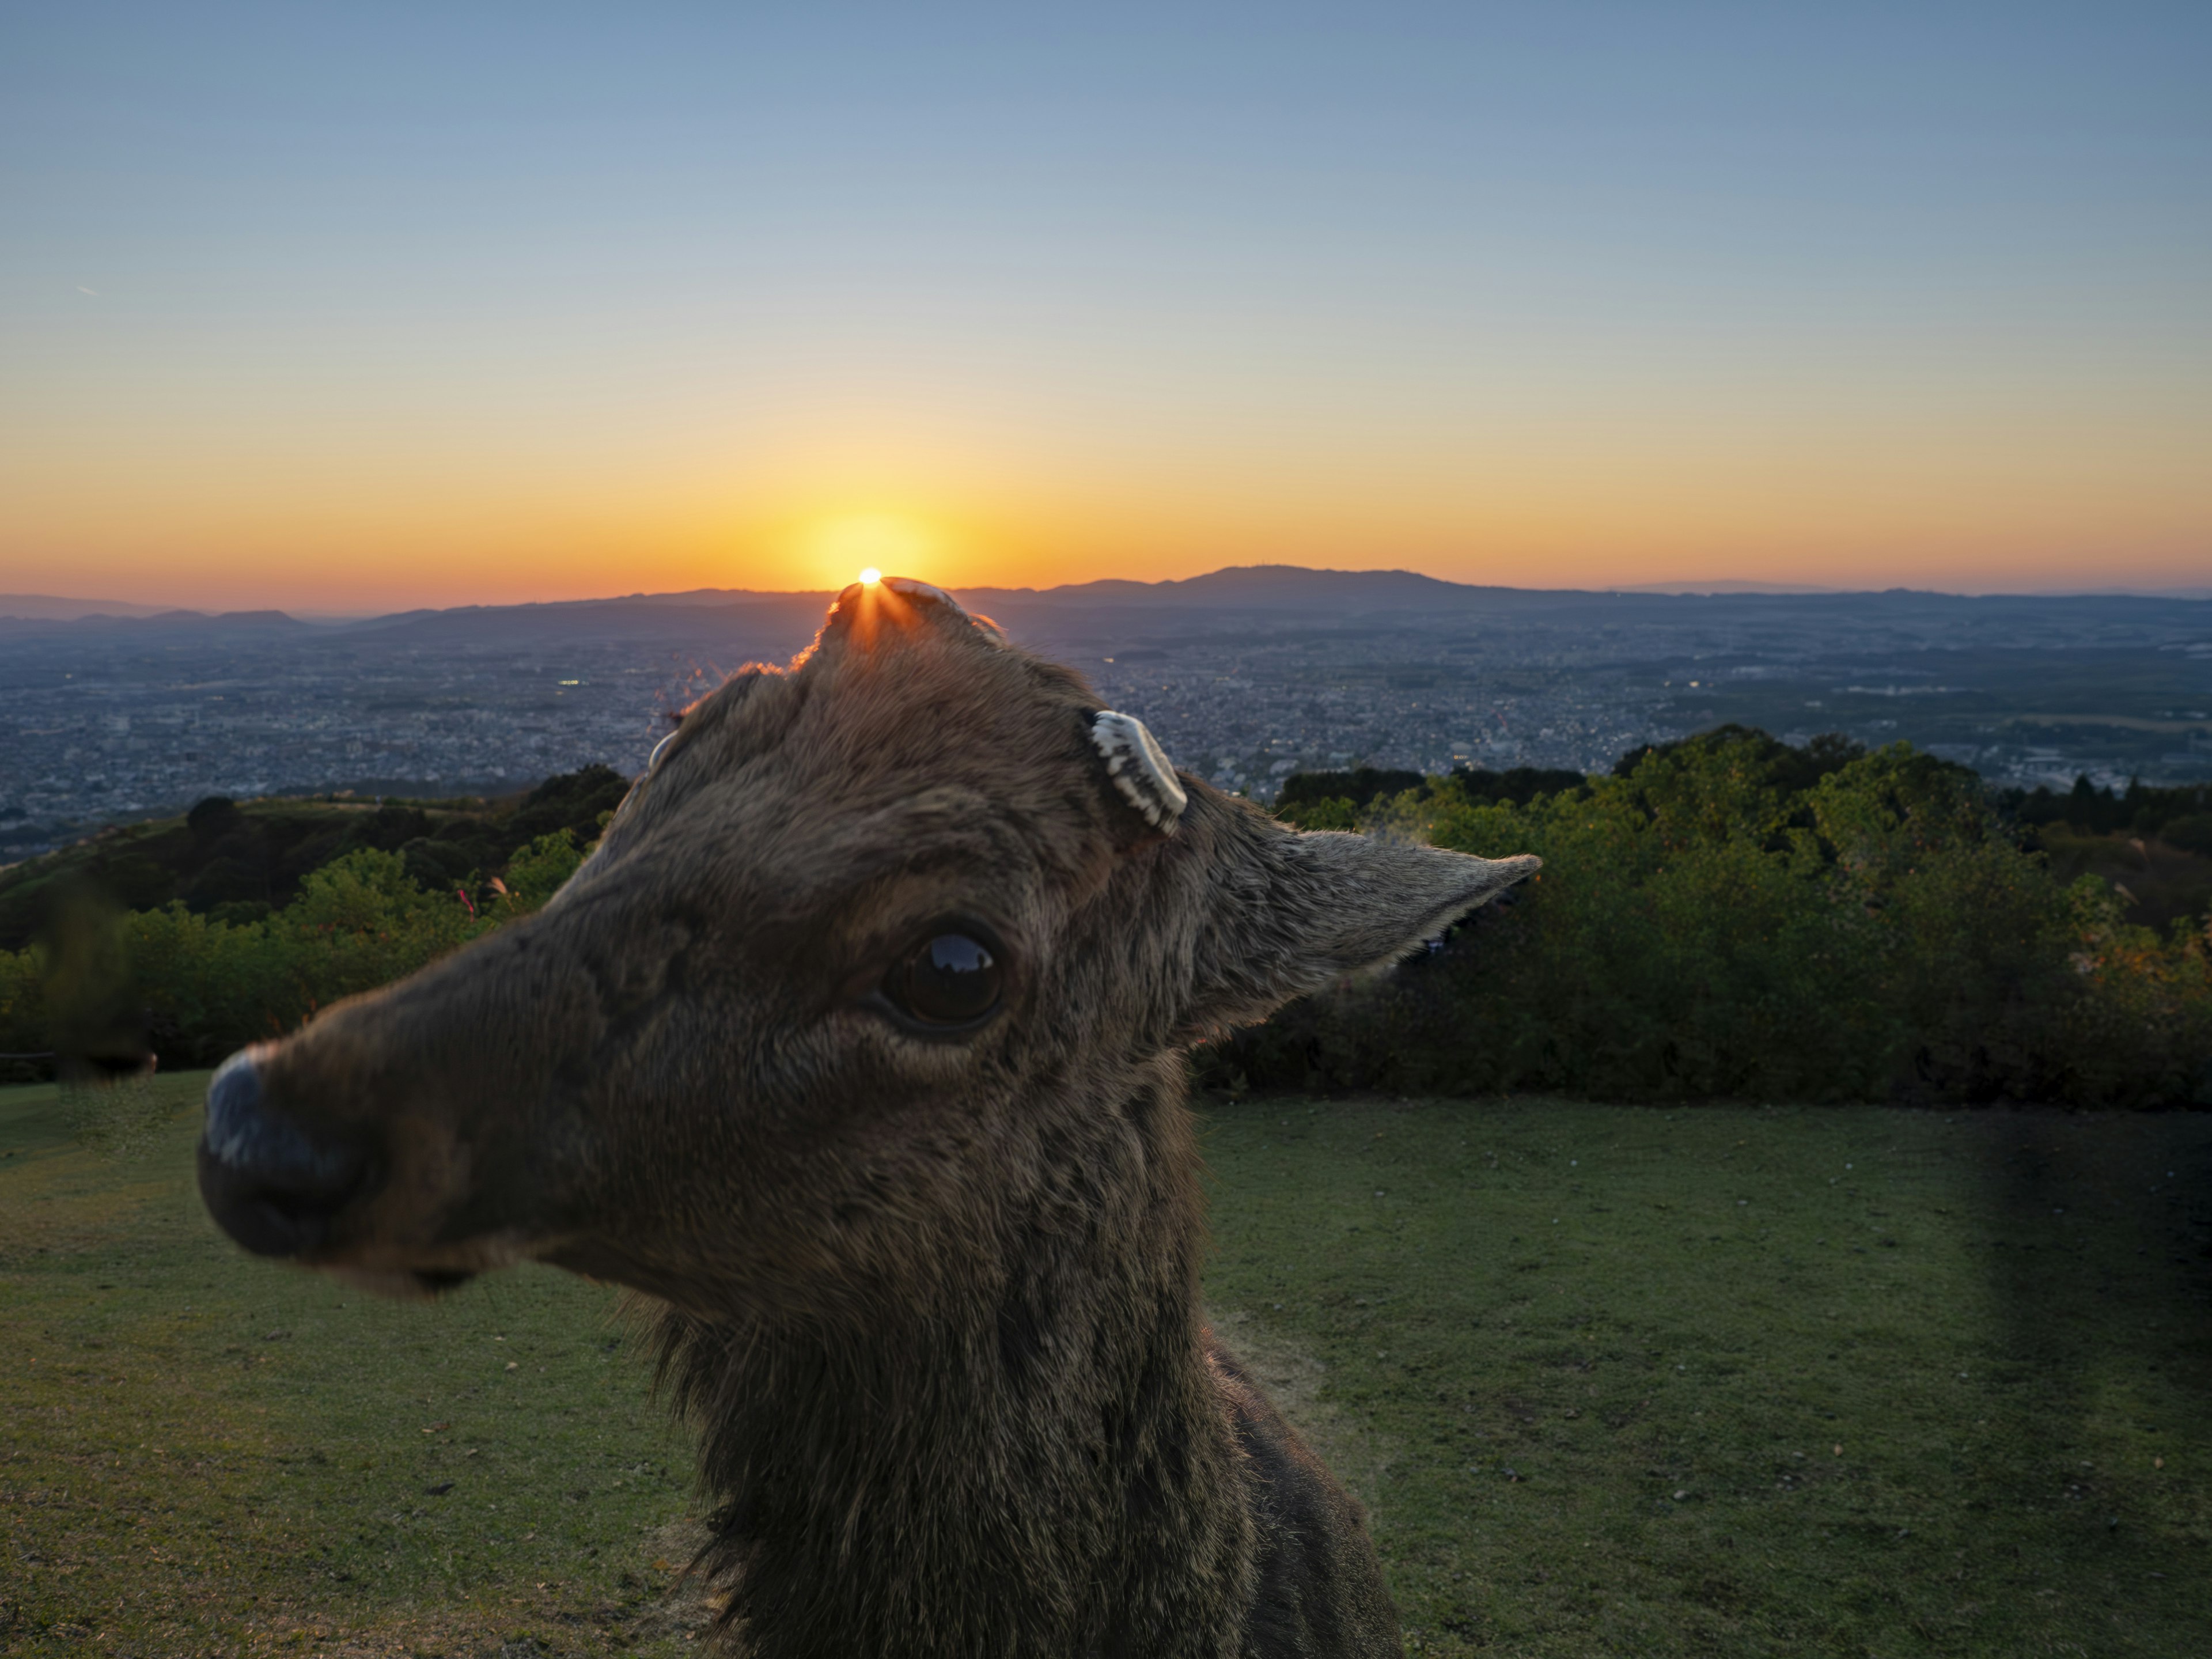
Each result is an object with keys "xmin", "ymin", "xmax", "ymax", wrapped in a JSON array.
[{"xmin": 3, "ymin": 1078, "xmax": 2207, "ymax": 1656}]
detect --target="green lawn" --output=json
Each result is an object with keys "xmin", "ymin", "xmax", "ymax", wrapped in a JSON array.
[
  {"xmin": 3, "ymin": 1076, "xmax": 2206, "ymax": 1656},
  {"xmin": 1203, "ymin": 1097, "xmax": 2210, "ymax": 1657},
  {"xmin": 1, "ymin": 1073, "xmax": 703, "ymax": 1658}
]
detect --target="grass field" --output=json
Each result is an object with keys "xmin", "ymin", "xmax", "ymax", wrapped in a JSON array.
[{"xmin": 3, "ymin": 1074, "xmax": 2206, "ymax": 1657}]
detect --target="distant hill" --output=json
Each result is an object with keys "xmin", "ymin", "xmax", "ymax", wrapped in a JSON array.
[
  {"xmin": 1613, "ymin": 579, "xmax": 1842, "ymax": 595},
  {"xmin": 0, "ymin": 607, "xmax": 310, "ymax": 637},
  {"xmin": 965, "ymin": 565, "xmax": 1499, "ymax": 611},
  {"xmin": 12, "ymin": 569, "xmax": 2209, "ymax": 658},
  {"xmin": 0, "ymin": 593, "xmax": 177, "ymax": 620},
  {"xmin": 25, "ymin": 567, "xmax": 2212, "ymax": 637},
  {"xmin": 341, "ymin": 592, "xmax": 831, "ymax": 649}
]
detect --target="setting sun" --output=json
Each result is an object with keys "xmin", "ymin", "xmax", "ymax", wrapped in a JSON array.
[{"xmin": 800, "ymin": 514, "xmax": 938, "ymax": 590}]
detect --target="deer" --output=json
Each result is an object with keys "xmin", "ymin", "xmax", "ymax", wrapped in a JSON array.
[{"xmin": 196, "ymin": 577, "xmax": 1538, "ymax": 1658}]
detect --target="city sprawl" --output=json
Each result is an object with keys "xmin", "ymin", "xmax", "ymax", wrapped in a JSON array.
[{"xmin": 4, "ymin": 569, "xmax": 2208, "ymax": 860}]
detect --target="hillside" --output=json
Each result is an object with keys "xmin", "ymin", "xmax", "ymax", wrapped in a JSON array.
[{"xmin": 0, "ymin": 766, "xmax": 628, "ymax": 952}]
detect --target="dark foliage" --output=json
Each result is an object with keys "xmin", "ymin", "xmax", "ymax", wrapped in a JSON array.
[
  {"xmin": 1446, "ymin": 763, "xmax": 1590, "ymax": 806},
  {"xmin": 1278, "ymin": 763, "xmax": 1588, "ymax": 817},
  {"xmin": 1275, "ymin": 763, "xmax": 1586, "ymax": 831},
  {"xmin": 9, "ymin": 738, "xmax": 2208, "ymax": 1107},
  {"xmin": 1997, "ymin": 777, "xmax": 2212, "ymax": 931},
  {"xmin": 500, "ymin": 763, "xmax": 630, "ymax": 843},
  {"xmin": 1204, "ymin": 729, "xmax": 2212, "ymax": 1108},
  {"xmin": 1274, "ymin": 768, "xmax": 1427, "ymax": 811},
  {"xmin": 0, "ymin": 767, "xmax": 627, "ymax": 951},
  {"xmin": 0, "ymin": 769, "xmax": 625, "ymax": 1080},
  {"xmin": 2003, "ymin": 774, "xmax": 2212, "ymax": 840},
  {"xmin": 1610, "ymin": 724, "xmax": 1873, "ymax": 794}
]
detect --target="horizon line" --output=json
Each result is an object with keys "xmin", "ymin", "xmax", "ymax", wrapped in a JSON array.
[{"xmin": 7, "ymin": 562, "xmax": 2212, "ymax": 622}]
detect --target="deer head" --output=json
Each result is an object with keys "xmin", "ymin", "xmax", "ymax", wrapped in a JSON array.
[{"xmin": 198, "ymin": 578, "xmax": 1537, "ymax": 1319}]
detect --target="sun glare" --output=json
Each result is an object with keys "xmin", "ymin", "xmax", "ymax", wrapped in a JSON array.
[{"xmin": 804, "ymin": 513, "xmax": 937, "ymax": 589}]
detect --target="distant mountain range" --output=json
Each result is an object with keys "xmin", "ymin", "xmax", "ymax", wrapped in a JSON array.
[
  {"xmin": 0, "ymin": 596, "xmax": 309, "ymax": 628},
  {"xmin": 7, "ymin": 566, "xmax": 2211, "ymax": 641},
  {"xmin": 0, "ymin": 593, "xmax": 184, "ymax": 619}
]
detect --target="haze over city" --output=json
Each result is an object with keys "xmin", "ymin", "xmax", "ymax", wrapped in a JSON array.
[{"xmin": 5, "ymin": 3, "xmax": 2207, "ymax": 612}]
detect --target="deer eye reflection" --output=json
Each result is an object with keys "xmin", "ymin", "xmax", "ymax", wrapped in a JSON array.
[{"xmin": 885, "ymin": 931, "xmax": 1003, "ymax": 1028}]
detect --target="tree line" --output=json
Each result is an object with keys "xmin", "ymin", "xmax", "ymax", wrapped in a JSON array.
[
  {"xmin": 0, "ymin": 766, "xmax": 625, "ymax": 1083},
  {"xmin": 3, "ymin": 733, "xmax": 2207, "ymax": 1104},
  {"xmin": 1220, "ymin": 729, "xmax": 2210, "ymax": 1106}
]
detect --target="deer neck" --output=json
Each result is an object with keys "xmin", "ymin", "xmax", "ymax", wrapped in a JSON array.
[{"xmin": 653, "ymin": 1067, "xmax": 1256, "ymax": 1658}]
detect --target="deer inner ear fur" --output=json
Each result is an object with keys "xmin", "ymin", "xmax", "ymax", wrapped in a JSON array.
[{"xmin": 1179, "ymin": 798, "xmax": 1540, "ymax": 1037}]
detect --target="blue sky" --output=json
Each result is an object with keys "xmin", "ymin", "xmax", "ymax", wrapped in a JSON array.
[{"xmin": 3, "ymin": 2, "xmax": 2206, "ymax": 604}]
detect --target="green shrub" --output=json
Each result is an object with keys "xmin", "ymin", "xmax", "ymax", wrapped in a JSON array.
[
  {"xmin": 122, "ymin": 849, "xmax": 494, "ymax": 1067},
  {"xmin": 7, "ymin": 730, "xmax": 2204, "ymax": 1106},
  {"xmin": 2164, "ymin": 812, "xmax": 2212, "ymax": 855},
  {"xmin": 1277, "ymin": 795, "xmax": 1361, "ymax": 831},
  {"xmin": 0, "ymin": 835, "xmax": 604, "ymax": 1074},
  {"xmin": 1204, "ymin": 733, "xmax": 2212, "ymax": 1107},
  {"xmin": 0, "ymin": 943, "xmax": 47, "ymax": 1083},
  {"xmin": 498, "ymin": 829, "xmax": 586, "ymax": 910}
]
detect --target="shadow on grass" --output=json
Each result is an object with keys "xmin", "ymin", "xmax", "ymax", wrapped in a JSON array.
[
  {"xmin": 1978, "ymin": 1106, "xmax": 2212, "ymax": 1551},
  {"xmin": 1199, "ymin": 1093, "xmax": 2212, "ymax": 1658}
]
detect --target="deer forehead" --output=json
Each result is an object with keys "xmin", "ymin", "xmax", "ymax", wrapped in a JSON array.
[
  {"xmin": 693, "ymin": 788, "xmax": 1095, "ymax": 920},
  {"xmin": 594, "ymin": 680, "xmax": 1121, "ymax": 931},
  {"xmin": 650, "ymin": 611, "xmax": 1109, "ymax": 808}
]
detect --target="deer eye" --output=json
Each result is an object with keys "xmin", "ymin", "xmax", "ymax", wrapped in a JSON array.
[{"xmin": 884, "ymin": 930, "xmax": 1003, "ymax": 1029}]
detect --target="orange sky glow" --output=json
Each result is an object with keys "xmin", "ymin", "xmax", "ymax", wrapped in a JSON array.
[{"xmin": 6, "ymin": 400, "xmax": 2205, "ymax": 611}]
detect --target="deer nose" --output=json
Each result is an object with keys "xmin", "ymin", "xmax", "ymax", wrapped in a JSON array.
[{"xmin": 197, "ymin": 1051, "xmax": 371, "ymax": 1258}]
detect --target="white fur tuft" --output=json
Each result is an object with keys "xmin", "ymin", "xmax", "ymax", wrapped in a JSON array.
[{"xmin": 1091, "ymin": 711, "xmax": 1188, "ymax": 832}]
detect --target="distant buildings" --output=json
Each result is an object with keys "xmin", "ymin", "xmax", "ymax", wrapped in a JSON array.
[{"xmin": 3, "ymin": 581, "xmax": 2206, "ymax": 853}]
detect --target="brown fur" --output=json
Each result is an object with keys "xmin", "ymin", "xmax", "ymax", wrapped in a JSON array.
[{"xmin": 198, "ymin": 581, "xmax": 1536, "ymax": 1657}]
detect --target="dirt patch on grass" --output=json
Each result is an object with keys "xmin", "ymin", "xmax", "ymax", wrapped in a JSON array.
[
  {"xmin": 1208, "ymin": 1303, "xmax": 1398, "ymax": 1520},
  {"xmin": 630, "ymin": 1515, "xmax": 723, "ymax": 1642}
]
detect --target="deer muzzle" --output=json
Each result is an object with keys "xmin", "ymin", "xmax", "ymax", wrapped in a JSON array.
[
  {"xmin": 198, "ymin": 1048, "xmax": 375, "ymax": 1258},
  {"xmin": 195, "ymin": 916, "xmax": 612, "ymax": 1294}
]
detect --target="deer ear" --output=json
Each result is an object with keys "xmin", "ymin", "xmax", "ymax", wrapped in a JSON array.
[{"xmin": 1181, "ymin": 804, "xmax": 1539, "ymax": 1036}]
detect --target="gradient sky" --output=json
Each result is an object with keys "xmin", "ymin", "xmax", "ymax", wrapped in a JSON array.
[{"xmin": 3, "ymin": 2, "xmax": 2207, "ymax": 609}]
